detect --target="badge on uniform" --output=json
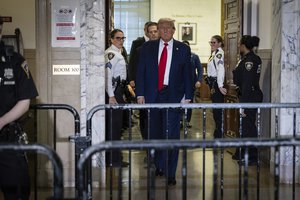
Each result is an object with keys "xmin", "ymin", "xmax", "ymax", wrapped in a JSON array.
[
  {"xmin": 21, "ymin": 61, "xmax": 30, "ymax": 79},
  {"xmin": 4, "ymin": 68, "xmax": 14, "ymax": 79},
  {"xmin": 245, "ymin": 62, "xmax": 253, "ymax": 71},
  {"xmin": 108, "ymin": 52, "xmax": 115, "ymax": 60},
  {"xmin": 216, "ymin": 54, "xmax": 222, "ymax": 59}
]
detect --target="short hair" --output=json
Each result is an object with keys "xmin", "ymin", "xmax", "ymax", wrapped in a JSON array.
[
  {"xmin": 146, "ymin": 22, "xmax": 158, "ymax": 32},
  {"xmin": 158, "ymin": 18, "xmax": 175, "ymax": 30}
]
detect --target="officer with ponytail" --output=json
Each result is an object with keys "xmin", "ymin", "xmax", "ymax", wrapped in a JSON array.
[{"xmin": 232, "ymin": 35, "xmax": 263, "ymax": 164}]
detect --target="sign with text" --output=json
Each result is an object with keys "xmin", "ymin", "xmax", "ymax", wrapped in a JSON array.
[
  {"xmin": 53, "ymin": 65, "xmax": 80, "ymax": 75},
  {"xmin": 51, "ymin": 0, "xmax": 80, "ymax": 47}
]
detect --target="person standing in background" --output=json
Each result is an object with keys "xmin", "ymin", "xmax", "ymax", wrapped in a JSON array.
[
  {"xmin": 0, "ymin": 16, "xmax": 38, "ymax": 200},
  {"xmin": 206, "ymin": 35, "xmax": 227, "ymax": 138},
  {"xmin": 135, "ymin": 21, "xmax": 159, "ymax": 140},
  {"xmin": 128, "ymin": 21, "xmax": 151, "ymax": 88},
  {"xmin": 105, "ymin": 29, "xmax": 129, "ymax": 167},
  {"xmin": 232, "ymin": 35, "xmax": 263, "ymax": 164},
  {"xmin": 136, "ymin": 18, "xmax": 192, "ymax": 186},
  {"xmin": 182, "ymin": 40, "xmax": 203, "ymax": 128}
]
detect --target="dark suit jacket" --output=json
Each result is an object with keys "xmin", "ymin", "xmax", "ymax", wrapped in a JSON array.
[
  {"xmin": 128, "ymin": 37, "xmax": 146, "ymax": 82},
  {"xmin": 136, "ymin": 39, "xmax": 193, "ymax": 103}
]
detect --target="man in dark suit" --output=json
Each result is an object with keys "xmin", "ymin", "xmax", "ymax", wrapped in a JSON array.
[
  {"xmin": 136, "ymin": 18, "xmax": 193, "ymax": 186},
  {"xmin": 128, "ymin": 21, "xmax": 151, "ymax": 88}
]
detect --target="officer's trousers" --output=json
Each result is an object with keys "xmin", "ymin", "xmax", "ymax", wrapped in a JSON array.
[{"xmin": 210, "ymin": 83, "xmax": 224, "ymax": 138}]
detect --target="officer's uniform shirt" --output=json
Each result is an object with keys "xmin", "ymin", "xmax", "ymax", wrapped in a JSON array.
[
  {"xmin": 105, "ymin": 44, "xmax": 127, "ymax": 97},
  {"xmin": 0, "ymin": 43, "xmax": 38, "ymax": 117},
  {"xmin": 207, "ymin": 47, "xmax": 225, "ymax": 88},
  {"xmin": 232, "ymin": 51, "xmax": 262, "ymax": 103}
]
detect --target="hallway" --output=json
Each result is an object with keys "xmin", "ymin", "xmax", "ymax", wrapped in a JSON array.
[{"xmin": 85, "ymin": 107, "xmax": 299, "ymax": 200}]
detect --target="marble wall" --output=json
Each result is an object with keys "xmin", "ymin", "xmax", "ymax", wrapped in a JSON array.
[
  {"xmin": 80, "ymin": 0, "xmax": 106, "ymax": 185},
  {"xmin": 271, "ymin": 0, "xmax": 300, "ymax": 183}
]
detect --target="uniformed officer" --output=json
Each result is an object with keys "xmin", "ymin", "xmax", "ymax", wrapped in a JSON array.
[
  {"xmin": 105, "ymin": 29, "xmax": 128, "ymax": 167},
  {"xmin": 0, "ymin": 16, "xmax": 38, "ymax": 200},
  {"xmin": 207, "ymin": 35, "xmax": 227, "ymax": 138},
  {"xmin": 232, "ymin": 35, "xmax": 263, "ymax": 164}
]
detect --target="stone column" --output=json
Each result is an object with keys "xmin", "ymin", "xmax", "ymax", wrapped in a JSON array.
[
  {"xmin": 80, "ymin": 0, "xmax": 106, "ymax": 186},
  {"xmin": 271, "ymin": 0, "xmax": 300, "ymax": 183}
]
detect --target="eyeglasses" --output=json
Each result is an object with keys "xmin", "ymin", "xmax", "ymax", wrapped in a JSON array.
[
  {"xmin": 114, "ymin": 37, "xmax": 126, "ymax": 41},
  {"xmin": 209, "ymin": 41, "xmax": 217, "ymax": 45}
]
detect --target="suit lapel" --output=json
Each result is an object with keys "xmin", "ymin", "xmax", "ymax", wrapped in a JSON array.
[{"xmin": 169, "ymin": 40, "xmax": 180, "ymax": 78}]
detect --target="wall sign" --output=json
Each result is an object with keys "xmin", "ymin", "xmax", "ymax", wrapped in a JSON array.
[
  {"xmin": 53, "ymin": 65, "xmax": 80, "ymax": 75},
  {"xmin": 51, "ymin": 0, "xmax": 80, "ymax": 47}
]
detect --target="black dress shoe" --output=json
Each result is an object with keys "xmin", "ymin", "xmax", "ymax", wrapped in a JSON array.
[
  {"xmin": 168, "ymin": 178, "xmax": 176, "ymax": 186},
  {"xmin": 155, "ymin": 169, "xmax": 164, "ymax": 176}
]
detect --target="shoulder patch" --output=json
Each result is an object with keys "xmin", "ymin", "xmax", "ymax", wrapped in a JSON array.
[
  {"xmin": 245, "ymin": 62, "xmax": 253, "ymax": 71},
  {"xmin": 21, "ymin": 61, "xmax": 30, "ymax": 79},
  {"xmin": 106, "ymin": 62, "xmax": 112, "ymax": 69},
  {"xmin": 216, "ymin": 54, "xmax": 222, "ymax": 59},
  {"xmin": 108, "ymin": 52, "xmax": 115, "ymax": 60}
]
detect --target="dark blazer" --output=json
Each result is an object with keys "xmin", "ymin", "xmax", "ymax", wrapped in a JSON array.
[
  {"xmin": 136, "ymin": 39, "xmax": 193, "ymax": 103},
  {"xmin": 128, "ymin": 37, "xmax": 146, "ymax": 82}
]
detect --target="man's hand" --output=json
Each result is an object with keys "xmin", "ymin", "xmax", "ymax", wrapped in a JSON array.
[
  {"xmin": 109, "ymin": 96, "xmax": 118, "ymax": 105},
  {"xmin": 137, "ymin": 96, "xmax": 145, "ymax": 104},
  {"xmin": 183, "ymin": 99, "xmax": 191, "ymax": 104},
  {"xmin": 219, "ymin": 87, "xmax": 227, "ymax": 95},
  {"xmin": 195, "ymin": 81, "xmax": 201, "ymax": 88}
]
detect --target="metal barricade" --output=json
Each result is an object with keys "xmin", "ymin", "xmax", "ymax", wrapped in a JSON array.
[
  {"xmin": 30, "ymin": 104, "xmax": 85, "ymax": 199},
  {"xmin": 77, "ymin": 138, "xmax": 300, "ymax": 200},
  {"xmin": 83, "ymin": 103, "xmax": 300, "ymax": 200},
  {"xmin": 0, "ymin": 144, "xmax": 64, "ymax": 199}
]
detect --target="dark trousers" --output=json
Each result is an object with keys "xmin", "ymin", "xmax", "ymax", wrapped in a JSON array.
[
  {"xmin": 210, "ymin": 84, "xmax": 224, "ymax": 138},
  {"xmin": 234, "ymin": 89, "xmax": 263, "ymax": 159},
  {"xmin": 105, "ymin": 86, "xmax": 125, "ymax": 165},
  {"xmin": 0, "ymin": 124, "xmax": 30, "ymax": 200},
  {"xmin": 149, "ymin": 87, "xmax": 181, "ymax": 178},
  {"xmin": 0, "ymin": 153, "xmax": 30, "ymax": 200},
  {"xmin": 186, "ymin": 89, "xmax": 195, "ymax": 123},
  {"xmin": 139, "ymin": 109, "xmax": 148, "ymax": 139}
]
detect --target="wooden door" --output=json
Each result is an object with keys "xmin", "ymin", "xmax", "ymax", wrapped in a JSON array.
[{"xmin": 223, "ymin": 0, "xmax": 242, "ymax": 138}]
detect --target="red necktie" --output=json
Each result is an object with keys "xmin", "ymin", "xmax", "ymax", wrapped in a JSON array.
[{"xmin": 158, "ymin": 43, "xmax": 168, "ymax": 91}]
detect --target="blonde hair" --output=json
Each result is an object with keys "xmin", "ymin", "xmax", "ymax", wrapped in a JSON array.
[{"xmin": 158, "ymin": 18, "xmax": 176, "ymax": 30}]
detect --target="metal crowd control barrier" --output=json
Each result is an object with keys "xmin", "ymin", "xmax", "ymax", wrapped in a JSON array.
[
  {"xmin": 30, "ymin": 104, "xmax": 85, "ymax": 198},
  {"xmin": 0, "ymin": 144, "xmax": 64, "ymax": 199},
  {"xmin": 83, "ymin": 103, "xmax": 300, "ymax": 200},
  {"xmin": 77, "ymin": 138, "xmax": 300, "ymax": 200}
]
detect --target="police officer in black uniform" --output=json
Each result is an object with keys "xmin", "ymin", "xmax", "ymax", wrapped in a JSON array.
[
  {"xmin": 0, "ymin": 16, "xmax": 38, "ymax": 199},
  {"xmin": 232, "ymin": 35, "xmax": 263, "ymax": 164}
]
